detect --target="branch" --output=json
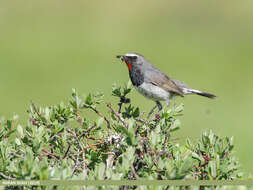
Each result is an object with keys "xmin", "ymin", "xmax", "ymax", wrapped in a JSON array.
[
  {"xmin": 118, "ymin": 96, "xmax": 130, "ymax": 113},
  {"xmin": 42, "ymin": 149, "xmax": 60, "ymax": 160},
  {"xmin": 79, "ymin": 125, "xmax": 97, "ymax": 138},
  {"xmin": 118, "ymin": 102, "xmax": 123, "ymax": 113},
  {"xmin": 89, "ymin": 107, "xmax": 111, "ymax": 130},
  {"xmin": 10, "ymin": 152, "xmax": 24, "ymax": 159},
  {"xmin": 130, "ymin": 164, "xmax": 140, "ymax": 179},
  {"xmin": 0, "ymin": 172, "xmax": 16, "ymax": 180},
  {"xmin": 62, "ymin": 143, "xmax": 71, "ymax": 159},
  {"xmin": 79, "ymin": 142, "xmax": 89, "ymax": 172},
  {"xmin": 31, "ymin": 101, "xmax": 50, "ymax": 128},
  {"xmin": 75, "ymin": 110, "xmax": 85, "ymax": 128},
  {"xmin": 134, "ymin": 111, "xmax": 146, "ymax": 123},
  {"xmin": 105, "ymin": 152, "xmax": 116, "ymax": 169},
  {"xmin": 72, "ymin": 149, "xmax": 81, "ymax": 177},
  {"xmin": 106, "ymin": 103, "xmax": 128, "ymax": 128}
]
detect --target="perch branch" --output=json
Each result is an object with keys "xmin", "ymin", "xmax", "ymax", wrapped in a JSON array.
[{"xmin": 107, "ymin": 103, "xmax": 128, "ymax": 128}]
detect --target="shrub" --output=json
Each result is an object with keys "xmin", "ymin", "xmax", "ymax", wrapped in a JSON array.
[{"xmin": 0, "ymin": 82, "xmax": 242, "ymax": 189}]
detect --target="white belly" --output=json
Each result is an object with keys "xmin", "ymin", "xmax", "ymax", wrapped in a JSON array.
[{"xmin": 135, "ymin": 82, "xmax": 170, "ymax": 101}]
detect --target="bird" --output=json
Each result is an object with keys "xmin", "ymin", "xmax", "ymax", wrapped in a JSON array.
[{"xmin": 116, "ymin": 52, "xmax": 216, "ymax": 116}]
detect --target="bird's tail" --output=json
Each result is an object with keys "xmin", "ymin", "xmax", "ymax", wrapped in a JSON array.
[{"xmin": 183, "ymin": 88, "xmax": 217, "ymax": 99}]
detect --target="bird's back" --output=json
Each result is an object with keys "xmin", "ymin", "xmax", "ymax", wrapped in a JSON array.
[{"xmin": 140, "ymin": 60, "xmax": 184, "ymax": 96}]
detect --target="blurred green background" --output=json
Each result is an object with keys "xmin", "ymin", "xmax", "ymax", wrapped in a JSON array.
[{"xmin": 0, "ymin": 0, "xmax": 252, "ymax": 173}]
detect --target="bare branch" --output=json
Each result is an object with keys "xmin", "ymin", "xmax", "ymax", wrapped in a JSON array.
[
  {"xmin": 107, "ymin": 103, "xmax": 128, "ymax": 128},
  {"xmin": 89, "ymin": 107, "xmax": 111, "ymax": 130},
  {"xmin": 42, "ymin": 149, "xmax": 60, "ymax": 160},
  {"xmin": 106, "ymin": 152, "xmax": 115, "ymax": 169},
  {"xmin": 72, "ymin": 149, "xmax": 81, "ymax": 177},
  {"xmin": 130, "ymin": 164, "xmax": 140, "ymax": 179},
  {"xmin": 0, "ymin": 172, "xmax": 16, "ymax": 180},
  {"xmin": 79, "ymin": 125, "xmax": 97, "ymax": 138},
  {"xmin": 62, "ymin": 143, "xmax": 71, "ymax": 159},
  {"xmin": 30, "ymin": 101, "xmax": 50, "ymax": 128}
]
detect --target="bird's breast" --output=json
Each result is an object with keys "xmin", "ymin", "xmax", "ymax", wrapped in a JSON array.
[
  {"xmin": 129, "ymin": 67, "xmax": 144, "ymax": 86},
  {"xmin": 135, "ymin": 82, "xmax": 170, "ymax": 101}
]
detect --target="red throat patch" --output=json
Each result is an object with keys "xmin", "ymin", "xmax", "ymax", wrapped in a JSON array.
[{"xmin": 125, "ymin": 61, "xmax": 132, "ymax": 71}]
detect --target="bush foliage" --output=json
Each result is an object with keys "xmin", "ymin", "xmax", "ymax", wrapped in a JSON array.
[{"xmin": 0, "ymin": 82, "xmax": 242, "ymax": 189}]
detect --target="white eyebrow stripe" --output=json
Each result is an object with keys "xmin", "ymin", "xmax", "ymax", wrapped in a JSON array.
[{"xmin": 125, "ymin": 53, "xmax": 138, "ymax": 57}]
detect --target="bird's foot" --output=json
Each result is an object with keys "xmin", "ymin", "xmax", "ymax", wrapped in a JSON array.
[
  {"xmin": 147, "ymin": 105, "xmax": 157, "ymax": 119},
  {"xmin": 147, "ymin": 101, "xmax": 162, "ymax": 119},
  {"xmin": 155, "ymin": 113, "xmax": 160, "ymax": 120},
  {"xmin": 156, "ymin": 101, "xmax": 163, "ymax": 111}
]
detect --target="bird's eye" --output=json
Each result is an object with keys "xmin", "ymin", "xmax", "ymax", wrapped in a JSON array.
[{"xmin": 127, "ymin": 56, "xmax": 137, "ymax": 60}]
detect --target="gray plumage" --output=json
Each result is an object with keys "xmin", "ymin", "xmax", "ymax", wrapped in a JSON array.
[{"xmin": 116, "ymin": 52, "xmax": 216, "ymax": 110}]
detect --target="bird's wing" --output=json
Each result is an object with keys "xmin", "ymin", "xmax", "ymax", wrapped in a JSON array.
[{"xmin": 144, "ymin": 67, "xmax": 184, "ymax": 97}]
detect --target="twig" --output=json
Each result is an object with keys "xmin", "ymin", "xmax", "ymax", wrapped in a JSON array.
[
  {"xmin": 10, "ymin": 152, "xmax": 24, "ymax": 159},
  {"xmin": 135, "ymin": 118, "xmax": 145, "ymax": 123},
  {"xmin": 62, "ymin": 143, "xmax": 71, "ymax": 159},
  {"xmin": 75, "ymin": 110, "xmax": 85, "ymax": 128},
  {"xmin": 72, "ymin": 149, "xmax": 81, "ymax": 177},
  {"xmin": 118, "ymin": 96, "xmax": 130, "ymax": 113},
  {"xmin": 3, "ymin": 118, "xmax": 16, "ymax": 139},
  {"xmin": 79, "ymin": 142, "xmax": 89, "ymax": 172},
  {"xmin": 89, "ymin": 107, "xmax": 111, "ymax": 130},
  {"xmin": 79, "ymin": 125, "xmax": 97, "ymax": 138},
  {"xmin": 138, "ymin": 111, "xmax": 145, "ymax": 118},
  {"xmin": 42, "ymin": 149, "xmax": 60, "ymax": 160},
  {"xmin": 0, "ymin": 172, "xmax": 16, "ymax": 180},
  {"xmin": 107, "ymin": 103, "xmax": 128, "ymax": 128},
  {"xmin": 147, "ymin": 104, "xmax": 157, "ymax": 119},
  {"xmin": 118, "ymin": 102, "xmax": 123, "ymax": 113},
  {"xmin": 86, "ymin": 142, "xmax": 103, "ymax": 149},
  {"xmin": 130, "ymin": 164, "xmax": 140, "ymax": 179},
  {"xmin": 86, "ymin": 136, "xmax": 101, "ymax": 140},
  {"xmin": 101, "ymin": 152, "xmax": 116, "ymax": 155},
  {"xmin": 31, "ymin": 101, "xmax": 50, "ymax": 127},
  {"xmin": 106, "ymin": 152, "xmax": 116, "ymax": 169},
  {"xmin": 31, "ymin": 101, "xmax": 42, "ymax": 118},
  {"xmin": 134, "ymin": 111, "xmax": 146, "ymax": 123}
]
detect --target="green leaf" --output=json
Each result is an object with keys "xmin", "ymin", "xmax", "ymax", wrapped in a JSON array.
[
  {"xmin": 112, "ymin": 84, "xmax": 122, "ymax": 97},
  {"xmin": 209, "ymin": 160, "xmax": 217, "ymax": 178},
  {"xmin": 127, "ymin": 119, "xmax": 136, "ymax": 145},
  {"xmin": 175, "ymin": 103, "xmax": 184, "ymax": 113},
  {"xmin": 0, "ymin": 84, "xmax": 241, "ymax": 181},
  {"xmin": 192, "ymin": 152, "xmax": 204, "ymax": 163},
  {"xmin": 15, "ymin": 138, "xmax": 21, "ymax": 146},
  {"xmin": 127, "ymin": 80, "xmax": 132, "ymax": 89},
  {"xmin": 179, "ymin": 156, "xmax": 193, "ymax": 174},
  {"xmin": 97, "ymin": 162, "xmax": 105, "ymax": 180},
  {"xmin": 85, "ymin": 94, "xmax": 92, "ymax": 105},
  {"xmin": 17, "ymin": 125, "xmax": 24, "ymax": 138},
  {"xmin": 170, "ymin": 119, "xmax": 181, "ymax": 132},
  {"xmin": 97, "ymin": 117, "xmax": 104, "ymax": 127},
  {"xmin": 185, "ymin": 138, "xmax": 193, "ymax": 149},
  {"xmin": 132, "ymin": 107, "xmax": 140, "ymax": 118},
  {"xmin": 6, "ymin": 120, "xmax": 12, "ymax": 129}
]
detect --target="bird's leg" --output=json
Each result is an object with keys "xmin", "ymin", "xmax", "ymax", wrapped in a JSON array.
[
  {"xmin": 148, "ymin": 104, "xmax": 157, "ymax": 119},
  {"xmin": 148, "ymin": 101, "xmax": 162, "ymax": 119},
  {"xmin": 165, "ymin": 99, "xmax": 170, "ymax": 107},
  {"xmin": 156, "ymin": 101, "xmax": 163, "ymax": 111},
  {"xmin": 155, "ymin": 101, "xmax": 163, "ymax": 119}
]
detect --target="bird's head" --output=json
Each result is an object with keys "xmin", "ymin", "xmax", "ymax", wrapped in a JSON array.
[{"xmin": 116, "ymin": 53, "xmax": 144, "ymax": 71}]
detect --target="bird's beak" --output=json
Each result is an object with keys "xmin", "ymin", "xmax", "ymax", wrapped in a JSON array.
[{"xmin": 116, "ymin": 55, "xmax": 125, "ymax": 62}]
